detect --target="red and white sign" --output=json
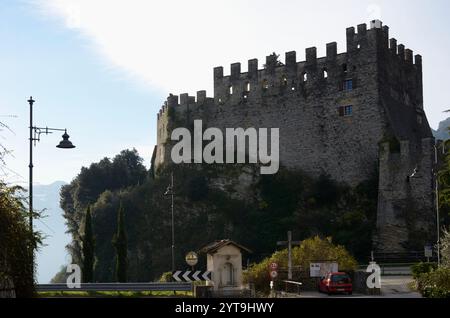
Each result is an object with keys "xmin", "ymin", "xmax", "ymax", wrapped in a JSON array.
[
  {"xmin": 269, "ymin": 262, "xmax": 278, "ymax": 271},
  {"xmin": 270, "ymin": 271, "xmax": 278, "ymax": 279}
]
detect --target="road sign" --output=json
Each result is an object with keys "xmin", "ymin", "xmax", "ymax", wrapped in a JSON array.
[
  {"xmin": 185, "ymin": 251, "xmax": 198, "ymax": 266},
  {"xmin": 309, "ymin": 262, "xmax": 338, "ymax": 278},
  {"xmin": 269, "ymin": 262, "xmax": 278, "ymax": 271},
  {"xmin": 172, "ymin": 270, "xmax": 211, "ymax": 282},
  {"xmin": 270, "ymin": 271, "xmax": 278, "ymax": 279}
]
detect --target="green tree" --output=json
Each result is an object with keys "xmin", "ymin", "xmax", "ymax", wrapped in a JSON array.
[
  {"xmin": 112, "ymin": 203, "xmax": 128, "ymax": 282},
  {"xmin": 0, "ymin": 182, "xmax": 40, "ymax": 297},
  {"xmin": 82, "ymin": 206, "xmax": 95, "ymax": 283},
  {"xmin": 243, "ymin": 236, "xmax": 358, "ymax": 293}
]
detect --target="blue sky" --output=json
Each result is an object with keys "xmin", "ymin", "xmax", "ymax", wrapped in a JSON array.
[{"xmin": 1, "ymin": 0, "xmax": 450, "ymax": 282}]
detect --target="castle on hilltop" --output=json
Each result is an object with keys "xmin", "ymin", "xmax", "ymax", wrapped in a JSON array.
[{"xmin": 152, "ymin": 20, "xmax": 436, "ymax": 253}]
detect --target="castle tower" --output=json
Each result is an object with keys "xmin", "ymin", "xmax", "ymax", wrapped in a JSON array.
[{"xmin": 154, "ymin": 20, "xmax": 435, "ymax": 253}]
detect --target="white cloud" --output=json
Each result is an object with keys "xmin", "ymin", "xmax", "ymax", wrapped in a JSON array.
[{"xmin": 32, "ymin": 0, "xmax": 379, "ymax": 98}]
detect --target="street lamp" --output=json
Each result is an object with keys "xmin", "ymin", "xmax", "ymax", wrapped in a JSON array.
[
  {"xmin": 164, "ymin": 172, "xmax": 175, "ymax": 272},
  {"xmin": 27, "ymin": 96, "xmax": 75, "ymax": 278}
]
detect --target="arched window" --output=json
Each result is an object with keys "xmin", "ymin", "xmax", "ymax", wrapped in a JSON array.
[
  {"xmin": 343, "ymin": 63, "xmax": 348, "ymax": 74},
  {"xmin": 244, "ymin": 82, "xmax": 251, "ymax": 92},
  {"xmin": 323, "ymin": 68, "xmax": 328, "ymax": 79},
  {"xmin": 229, "ymin": 85, "xmax": 233, "ymax": 95}
]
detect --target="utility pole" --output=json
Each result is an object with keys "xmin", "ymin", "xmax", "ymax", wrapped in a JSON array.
[
  {"xmin": 171, "ymin": 172, "xmax": 175, "ymax": 272},
  {"xmin": 164, "ymin": 172, "xmax": 175, "ymax": 272},
  {"xmin": 277, "ymin": 231, "xmax": 301, "ymax": 280},
  {"xmin": 435, "ymin": 143, "xmax": 441, "ymax": 266}
]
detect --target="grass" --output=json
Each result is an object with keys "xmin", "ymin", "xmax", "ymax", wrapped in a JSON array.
[{"xmin": 38, "ymin": 290, "xmax": 193, "ymax": 298}]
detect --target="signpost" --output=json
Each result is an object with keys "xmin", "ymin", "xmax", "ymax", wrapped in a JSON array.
[
  {"xmin": 268, "ymin": 262, "xmax": 278, "ymax": 295},
  {"xmin": 185, "ymin": 251, "xmax": 198, "ymax": 268}
]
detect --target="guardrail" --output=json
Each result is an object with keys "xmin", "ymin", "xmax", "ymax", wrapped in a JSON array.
[
  {"xmin": 358, "ymin": 263, "xmax": 414, "ymax": 276},
  {"xmin": 37, "ymin": 282, "xmax": 192, "ymax": 292}
]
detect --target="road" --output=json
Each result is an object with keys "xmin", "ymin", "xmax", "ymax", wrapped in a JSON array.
[{"xmin": 278, "ymin": 276, "xmax": 421, "ymax": 298}]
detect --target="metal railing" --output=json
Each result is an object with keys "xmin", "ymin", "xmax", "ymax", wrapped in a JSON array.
[{"xmin": 37, "ymin": 282, "xmax": 192, "ymax": 292}]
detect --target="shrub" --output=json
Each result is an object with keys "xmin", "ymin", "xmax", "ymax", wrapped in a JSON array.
[
  {"xmin": 417, "ymin": 267, "xmax": 450, "ymax": 298},
  {"xmin": 411, "ymin": 262, "xmax": 438, "ymax": 280},
  {"xmin": 243, "ymin": 236, "xmax": 357, "ymax": 294},
  {"xmin": 158, "ymin": 271, "xmax": 173, "ymax": 282}
]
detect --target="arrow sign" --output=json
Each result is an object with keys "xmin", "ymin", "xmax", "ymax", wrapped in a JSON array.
[
  {"xmin": 192, "ymin": 271, "xmax": 201, "ymax": 281},
  {"xmin": 182, "ymin": 271, "xmax": 192, "ymax": 282},
  {"xmin": 202, "ymin": 271, "xmax": 211, "ymax": 281},
  {"xmin": 172, "ymin": 271, "xmax": 182, "ymax": 282},
  {"xmin": 172, "ymin": 270, "xmax": 211, "ymax": 282}
]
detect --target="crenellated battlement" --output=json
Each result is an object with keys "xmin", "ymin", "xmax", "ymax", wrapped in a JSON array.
[
  {"xmin": 211, "ymin": 20, "xmax": 421, "ymax": 104},
  {"xmin": 157, "ymin": 90, "xmax": 214, "ymax": 121},
  {"xmin": 157, "ymin": 20, "xmax": 422, "ymax": 122}
]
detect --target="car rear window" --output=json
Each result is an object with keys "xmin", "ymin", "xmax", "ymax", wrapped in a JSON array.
[{"xmin": 331, "ymin": 275, "xmax": 350, "ymax": 283}]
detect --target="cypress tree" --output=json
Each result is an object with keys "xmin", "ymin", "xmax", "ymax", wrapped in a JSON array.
[
  {"xmin": 112, "ymin": 203, "xmax": 128, "ymax": 282},
  {"xmin": 82, "ymin": 206, "xmax": 94, "ymax": 283}
]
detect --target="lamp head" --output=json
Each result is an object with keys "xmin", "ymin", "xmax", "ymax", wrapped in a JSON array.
[{"xmin": 56, "ymin": 130, "xmax": 75, "ymax": 149}]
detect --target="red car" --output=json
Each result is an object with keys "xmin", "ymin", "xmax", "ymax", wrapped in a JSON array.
[{"xmin": 318, "ymin": 272, "xmax": 353, "ymax": 295}]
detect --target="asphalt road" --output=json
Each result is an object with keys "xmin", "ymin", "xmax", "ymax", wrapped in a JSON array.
[{"xmin": 278, "ymin": 276, "xmax": 421, "ymax": 298}]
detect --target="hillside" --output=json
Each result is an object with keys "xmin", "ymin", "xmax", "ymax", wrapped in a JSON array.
[
  {"xmin": 433, "ymin": 117, "xmax": 450, "ymax": 140},
  {"xmin": 57, "ymin": 149, "xmax": 378, "ymax": 282}
]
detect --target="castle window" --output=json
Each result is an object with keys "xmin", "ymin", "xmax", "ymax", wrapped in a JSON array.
[
  {"xmin": 291, "ymin": 80, "xmax": 296, "ymax": 91},
  {"xmin": 229, "ymin": 85, "xmax": 233, "ymax": 95},
  {"xmin": 281, "ymin": 76, "xmax": 288, "ymax": 86},
  {"xmin": 323, "ymin": 68, "xmax": 328, "ymax": 79},
  {"xmin": 343, "ymin": 64, "xmax": 348, "ymax": 74},
  {"xmin": 357, "ymin": 43, "xmax": 361, "ymax": 50},
  {"xmin": 339, "ymin": 105, "xmax": 353, "ymax": 117},
  {"xmin": 262, "ymin": 79, "xmax": 269, "ymax": 90},
  {"xmin": 302, "ymin": 72, "xmax": 308, "ymax": 82},
  {"xmin": 343, "ymin": 79, "xmax": 353, "ymax": 91},
  {"xmin": 244, "ymin": 82, "xmax": 251, "ymax": 92}
]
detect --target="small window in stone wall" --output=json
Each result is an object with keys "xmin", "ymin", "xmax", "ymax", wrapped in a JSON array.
[
  {"xmin": 229, "ymin": 85, "xmax": 233, "ymax": 95},
  {"xmin": 244, "ymin": 82, "xmax": 251, "ymax": 92},
  {"xmin": 338, "ymin": 105, "xmax": 353, "ymax": 117},
  {"xmin": 302, "ymin": 72, "xmax": 308, "ymax": 82},
  {"xmin": 281, "ymin": 76, "xmax": 288, "ymax": 86},
  {"xmin": 343, "ymin": 79, "xmax": 353, "ymax": 91},
  {"xmin": 323, "ymin": 68, "xmax": 328, "ymax": 79},
  {"xmin": 262, "ymin": 79, "xmax": 269, "ymax": 90}
]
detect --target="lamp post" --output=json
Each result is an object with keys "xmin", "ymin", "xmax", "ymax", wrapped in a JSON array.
[
  {"xmin": 164, "ymin": 172, "xmax": 175, "ymax": 272},
  {"xmin": 27, "ymin": 96, "xmax": 75, "ymax": 278}
]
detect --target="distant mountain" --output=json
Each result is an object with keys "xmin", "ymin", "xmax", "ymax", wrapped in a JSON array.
[
  {"xmin": 31, "ymin": 181, "xmax": 70, "ymax": 283},
  {"xmin": 433, "ymin": 117, "xmax": 450, "ymax": 141}
]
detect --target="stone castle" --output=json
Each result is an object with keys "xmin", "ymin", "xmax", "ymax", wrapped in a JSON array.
[{"xmin": 153, "ymin": 20, "xmax": 436, "ymax": 253}]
